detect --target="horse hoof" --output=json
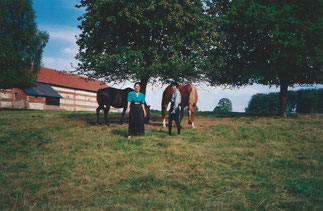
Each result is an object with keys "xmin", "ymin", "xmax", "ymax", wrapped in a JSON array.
[{"xmin": 120, "ymin": 122, "xmax": 123, "ymax": 125}]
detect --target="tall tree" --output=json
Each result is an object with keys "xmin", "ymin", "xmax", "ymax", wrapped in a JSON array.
[
  {"xmin": 75, "ymin": 0, "xmax": 213, "ymax": 94},
  {"xmin": 207, "ymin": 0, "xmax": 323, "ymax": 116},
  {"xmin": 213, "ymin": 98, "xmax": 232, "ymax": 112},
  {"xmin": 0, "ymin": 0, "xmax": 49, "ymax": 89}
]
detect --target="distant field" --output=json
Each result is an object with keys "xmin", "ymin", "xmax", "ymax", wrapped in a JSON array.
[{"xmin": 0, "ymin": 109, "xmax": 322, "ymax": 210}]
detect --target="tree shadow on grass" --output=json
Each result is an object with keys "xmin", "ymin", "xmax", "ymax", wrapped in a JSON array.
[
  {"xmin": 146, "ymin": 129, "xmax": 168, "ymax": 138},
  {"xmin": 111, "ymin": 128, "xmax": 128, "ymax": 137},
  {"xmin": 59, "ymin": 111, "xmax": 165, "ymax": 128},
  {"xmin": 60, "ymin": 111, "xmax": 130, "ymax": 126}
]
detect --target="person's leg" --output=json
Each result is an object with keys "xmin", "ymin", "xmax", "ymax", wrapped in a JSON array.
[
  {"xmin": 168, "ymin": 110, "xmax": 173, "ymax": 135},
  {"xmin": 175, "ymin": 109, "xmax": 181, "ymax": 135},
  {"xmin": 138, "ymin": 105, "xmax": 145, "ymax": 135},
  {"xmin": 168, "ymin": 119, "xmax": 173, "ymax": 135},
  {"xmin": 133, "ymin": 105, "xmax": 140, "ymax": 136},
  {"xmin": 128, "ymin": 105, "xmax": 135, "ymax": 138}
]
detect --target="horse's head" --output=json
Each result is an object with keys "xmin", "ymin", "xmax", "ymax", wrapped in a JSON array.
[{"xmin": 144, "ymin": 103, "xmax": 151, "ymax": 123}]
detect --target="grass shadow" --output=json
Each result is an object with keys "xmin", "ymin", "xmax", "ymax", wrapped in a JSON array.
[
  {"xmin": 60, "ymin": 111, "xmax": 130, "ymax": 126},
  {"xmin": 111, "ymin": 128, "xmax": 128, "ymax": 137},
  {"xmin": 146, "ymin": 129, "xmax": 168, "ymax": 138}
]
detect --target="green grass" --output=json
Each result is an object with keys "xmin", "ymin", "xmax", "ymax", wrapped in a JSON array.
[{"xmin": 0, "ymin": 109, "xmax": 322, "ymax": 210}]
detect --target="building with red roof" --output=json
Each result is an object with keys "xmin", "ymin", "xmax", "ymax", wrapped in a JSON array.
[
  {"xmin": 37, "ymin": 67, "xmax": 107, "ymax": 92},
  {"xmin": 0, "ymin": 67, "xmax": 119, "ymax": 112}
]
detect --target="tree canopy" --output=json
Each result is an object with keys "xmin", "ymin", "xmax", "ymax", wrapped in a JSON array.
[
  {"xmin": 207, "ymin": 0, "xmax": 323, "ymax": 116},
  {"xmin": 75, "ymin": 0, "xmax": 214, "ymax": 94},
  {"xmin": 0, "ymin": 0, "xmax": 49, "ymax": 89},
  {"xmin": 213, "ymin": 98, "xmax": 232, "ymax": 112}
]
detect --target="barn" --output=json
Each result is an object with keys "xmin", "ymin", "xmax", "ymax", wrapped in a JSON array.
[{"xmin": 0, "ymin": 67, "xmax": 119, "ymax": 112}]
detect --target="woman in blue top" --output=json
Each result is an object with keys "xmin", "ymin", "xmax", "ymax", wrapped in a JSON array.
[{"xmin": 126, "ymin": 82, "xmax": 147, "ymax": 139}]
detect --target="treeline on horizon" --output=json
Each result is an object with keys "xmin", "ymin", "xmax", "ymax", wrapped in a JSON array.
[
  {"xmin": 149, "ymin": 88, "xmax": 323, "ymax": 114},
  {"xmin": 245, "ymin": 89, "xmax": 323, "ymax": 114}
]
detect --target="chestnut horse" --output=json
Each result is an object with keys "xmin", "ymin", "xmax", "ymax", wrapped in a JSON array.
[
  {"xmin": 161, "ymin": 84, "xmax": 198, "ymax": 128},
  {"xmin": 97, "ymin": 87, "xmax": 150, "ymax": 125}
]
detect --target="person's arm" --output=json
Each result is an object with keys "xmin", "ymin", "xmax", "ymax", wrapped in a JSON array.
[
  {"xmin": 126, "ymin": 93, "xmax": 132, "ymax": 114},
  {"xmin": 141, "ymin": 104, "xmax": 147, "ymax": 117},
  {"xmin": 141, "ymin": 94, "xmax": 147, "ymax": 117},
  {"xmin": 126, "ymin": 101, "xmax": 131, "ymax": 114}
]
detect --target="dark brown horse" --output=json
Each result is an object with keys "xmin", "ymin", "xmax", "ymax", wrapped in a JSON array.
[
  {"xmin": 161, "ymin": 84, "xmax": 198, "ymax": 128},
  {"xmin": 97, "ymin": 87, "xmax": 150, "ymax": 125}
]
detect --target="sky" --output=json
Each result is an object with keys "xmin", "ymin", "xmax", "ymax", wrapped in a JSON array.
[{"xmin": 32, "ymin": 0, "xmax": 322, "ymax": 112}]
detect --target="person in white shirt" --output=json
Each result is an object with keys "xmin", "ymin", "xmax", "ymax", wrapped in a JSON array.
[{"xmin": 169, "ymin": 81, "xmax": 182, "ymax": 136}]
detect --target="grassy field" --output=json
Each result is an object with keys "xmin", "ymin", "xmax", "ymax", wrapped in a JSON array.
[{"xmin": 0, "ymin": 109, "xmax": 322, "ymax": 210}]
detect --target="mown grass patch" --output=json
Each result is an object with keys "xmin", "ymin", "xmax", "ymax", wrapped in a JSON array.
[{"xmin": 0, "ymin": 109, "xmax": 322, "ymax": 210}]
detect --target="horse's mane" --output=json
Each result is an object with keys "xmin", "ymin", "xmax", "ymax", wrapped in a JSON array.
[{"xmin": 189, "ymin": 84, "xmax": 198, "ymax": 106}]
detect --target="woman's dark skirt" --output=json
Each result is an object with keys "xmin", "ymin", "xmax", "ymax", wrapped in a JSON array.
[{"xmin": 128, "ymin": 104, "xmax": 145, "ymax": 136}]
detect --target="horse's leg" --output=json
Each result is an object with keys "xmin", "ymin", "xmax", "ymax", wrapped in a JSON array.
[
  {"xmin": 191, "ymin": 111, "xmax": 195, "ymax": 129},
  {"xmin": 104, "ymin": 105, "xmax": 111, "ymax": 126},
  {"xmin": 96, "ymin": 105, "xmax": 102, "ymax": 125},
  {"xmin": 162, "ymin": 101, "xmax": 168, "ymax": 127},
  {"xmin": 162, "ymin": 103, "xmax": 166, "ymax": 127},
  {"xmin": 120, "ymin": 107, "xmax": 126, "ymax": 125},
  {"xmin": 188, "ymin": 105, "xmax": 196, "ymax": 129},
  {"xmin": 188, "ymin": 107, "xmax": 192, "ymax": 125},
  {"xmin": 180, "ymin": 105, "xmax": 184, "ymax": 124},
  {"xmin": 191, "ymin": 106, "xmax": 196, "ymax": 129}
]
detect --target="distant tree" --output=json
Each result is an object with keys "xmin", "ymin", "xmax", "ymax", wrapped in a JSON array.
[
  {"xmin": 245, "ymin": 89, "xmax": 322, "ymax": 114},
  {"xmin": 76, "ymin": 0, "xmax": 214, "ymax": 95},
  {"xmin": 207, "ymin": 0, "xmax": 323, "ymax": 117},
  {"xmin": 196, "ymin": 105, "xmax": 199, "ymax": 113},
  {"xmin": 150, "ymin": 109, "xmax": 161, "ymax": 113},
  {"xmin": 297, "ymin": 89, "xmax": 323, "ymax": 113},
  {"xmin": 245, "ymin": 93, "xmax": 279, "ymax": 114},
  {"xmin": 213, "ymin": 98, "xmax": 232, "ymax": 112},
  {"xmin": 0, "ymin": 0, "xmax": 49, "ymax": 89}
]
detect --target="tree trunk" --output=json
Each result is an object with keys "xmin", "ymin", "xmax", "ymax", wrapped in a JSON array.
[
  {"xmin": 140, "ymin": 78, "xmax": 149, "ymax": 96},
  {"xmin": 278, "ymin": 81, "xmax": 288, "ymax": 117}
]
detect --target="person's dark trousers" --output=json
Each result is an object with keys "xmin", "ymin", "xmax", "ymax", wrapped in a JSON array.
[
  {"xmin": 128, "ymin": 103, "xmax": 145, "ymax": 136},
  {"xmin": 168, "ymin": 107, "xmax": 181, "ymax": 135}
]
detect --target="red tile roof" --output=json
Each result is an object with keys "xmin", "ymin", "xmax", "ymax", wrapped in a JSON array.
[{"xmin": 37, "ymin": 67, "xmax": 108, "ymax": 92}]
